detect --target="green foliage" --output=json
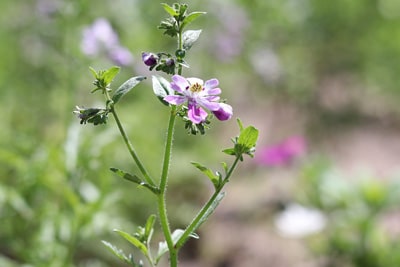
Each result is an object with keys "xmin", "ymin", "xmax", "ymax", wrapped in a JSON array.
[
  {"xmin": 109, "ymin": 167, "xmax": 159, "ymax": 194},
  {"xmin": 112, "ymin": 76, "xmax": 147, "ymax": 104},
  {"xmin": 182, "ymin": 30, "xmax": 202, "ymax": 51},
  {"xmin": 298, "ymin": 161, "xmax": 400, "ymax": 267},
  {"xmin": 151, "ymin": 75, "xmax": 174, "ymax": 106},
  {"xmin": 223, "ymin": 119, "xmax": 259, "ymax": 160}
]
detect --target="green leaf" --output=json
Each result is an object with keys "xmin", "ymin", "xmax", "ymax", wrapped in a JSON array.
[
  {"xmin": 112, "ymin": 76, "xmax": 146, "ymax": 104},
  {"xmin": 156, "ymin": 229, "xmax": 198, "ymax": 263},
  {"xmin": 236, "ymin": 118, "xmax": 244, "ymax": 131},
  {"xmin": 221, "ymin": 162, "xmax": 228, "ymax": 175},
  {"xmin": 181, "ymin": 11, "xmax": 206, "ymax": 30},
  {"xmin": 101, "ymin": 240, "xmax": 130, "ymax": 264},
  {"xmin": 114, "ymin": 229, "xmax": 148, "ymax": 257},
  {"xmin": 103, "ymin": 66, "xmax": 121, "ymax": 85},
  {"xmin": 109, "ymin": 167, "xmax": 159, "ymax": 194},
  {"xmin": 110, "ymin": 167, "xmax": 142, "ymax": 183},
  {"xmin": 161, "ymin": 3, "xmax": 178, "ymax": 16},
  {"xmin": 191, "ymin": 161, "xmax": 219, "ymax": 189},
  {"xmin": 144, "ymin": 214, "xmax": 156, "ymax": 242},
  {"xmin": 152, "ymin": 75, "xmax": 174, "ymax": 105},
  {"xmin": 176, "ymin": 192, "xmax": 225, "ymax": 248},
  {"xmin": 222, "ymin": 148, "xmax": 236, "ymax": 156},
  {"xmin": 193, "ymin": 192, "xmax": 225, "ymax": 231},
  {"xmin": 237, "ymin": 126, "xmax": 259, "ymax": 151},
  {"xmin": 89, "ymin": 66, "xmax": 98, "ymax": 79},
  {"xmin": 182, "ymin": 30, "xmax": 202, "ymax": 50}
]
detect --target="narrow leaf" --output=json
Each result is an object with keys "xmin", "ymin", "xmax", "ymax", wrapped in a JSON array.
[
  {"xmin": 114, "ymin": 229, "xmax": 148, "ymax": 256},
  {"xmin": 89, "ymin": 66, "xmax": 98, "ymax": 79},
  {"xmin": 236, "ymin": 118, "xmax": 244, "ymax": 131},
  {"xmin": 109, "ymin": 167, "xmax": 159, "ymax": 194},
  {"xmin": 193, "ymin": 192, "xmax": 225, "ymax": 232},
  {"xmin": 144, "ymin": 214, "xmax": 156, "ymax": 242},
  {"xmin": 110, "ymin": 167, "xmax": 142, "ymax": 183},
  {"xmin": 161, "ymin": 3, "xmax": 178, "ymax": 16},
  {"xmin": 222, "ymin": 148, "xmax": 236, "ymax": 156},
  {"xmin": 176, "ymin": 192, "xmax": 225, "ymax": 248},
  {"xmin": 101, "ymin": 240, "xmax": 130, "ymax": 264},
  {"xmin": 112, "ymin": 76, "xmax": 146, "ymax": 104},
  {"xmin": 103, "ymin": 66, "xmax": 121, "ymax": 85},
  {"xmin": 152, "ymin": 75, "xmax": 174, "ymax": 105},
  {"xmin": 182, "ymin": 30, "xmax": 202, "ymax": 50},
  {"xmin": 221, "ymin": 162, "xmax": 228, "ymax": 175},
  {"xmin": 191, "ymin": 161, "xmax": 219, "ymax": 188},
  {"xmin": 181, "ymin": 12, "xmax": 206, "ymax": 30}
]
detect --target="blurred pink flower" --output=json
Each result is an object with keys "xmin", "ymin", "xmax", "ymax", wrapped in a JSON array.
[
  {"xmin": 256, "ymin": 136, "xmax": 306, "ymax": 166},
  {"xmin": 80, "ymin": 18, "xmax": 133, "ymax": 66}
]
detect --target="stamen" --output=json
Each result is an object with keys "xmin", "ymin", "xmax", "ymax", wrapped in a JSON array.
[{"xmin": 189, "ymin": 82, "xmax": 203, "ymax": 93}]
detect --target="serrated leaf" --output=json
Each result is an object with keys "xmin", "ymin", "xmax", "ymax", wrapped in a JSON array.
[
  {"xmin": 103, "ymin": 66, "xmax": 121, "ymax": 85},
  {"xmin": 152, "ymin": 75, "xmax": 174, "ymax": 105},
  {"xmin": 102, "ymin": 240, "xmax": 130, "ymax": 264},
  {"xmin": 182, "ymin": 30, "xmax": 202, "ymax": 50},
  {"xmin": 161, "ymin": 3, "xmax": 178, "ymax": 16},
  {"xmin": 181, "ymin": 12, "xmax": 206, "ymax": 30},
  {"xmin": 112, "ymin": 76, "xmax": 146, "ymax": 104},
  {"xmin": 114, "ymin": 229, "xmax": 148, "ymax": 257},
  {"xmin": 191, "ymin": 161, "xmax": 219, "ymax": 189}
]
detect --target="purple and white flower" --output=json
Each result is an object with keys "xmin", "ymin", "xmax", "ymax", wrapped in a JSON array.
[{"xmin": 164, "ymin": 75, "xmax": 233, "ymax": 124}]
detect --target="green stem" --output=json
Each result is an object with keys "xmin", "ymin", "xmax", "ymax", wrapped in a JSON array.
[
  {"xmin": 156, "ymin": 24, "xmax": 184, "ymax": 267},
  {"xmin": 175, "ymin": 156, "xmax": 241, "ymax": 249},
  {"xmin": 110, "ymin": 106, "xmax": 156, "ymax": 187},
  {"xmin": 158, "ymin": 105, "xmax": 178, "ymax": 267}
]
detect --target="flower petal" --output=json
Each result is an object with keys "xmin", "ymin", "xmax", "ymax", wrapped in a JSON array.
[
  {"xmin": 204, "ymin": 78, "xmax": 219, "ymax": 89},
  {"xmin": 188, "ymin": 105, "xmax": 208, "ymax": 124},
  {"xmin": 205, "ymin": 87, "xmax": 221, "ymax": 95},
  {"xmin": 171, "ymin": 75, "xmax": 189, "ymax": 93},
  {"xmin": 164, "ymin": 95, "xmax": 187, "ymax": 105},
  {"xmin": 187, "ymin": 77, "xmax": 204, "ymax": 86},
  {"xmin": 198, "ymin": 99, "xmax": 220, "ymax": 111}
]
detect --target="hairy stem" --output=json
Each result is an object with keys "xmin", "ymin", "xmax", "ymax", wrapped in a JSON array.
[{"xmin": 158, "ymin": 105, "xmax": 178, "ymax": 267}]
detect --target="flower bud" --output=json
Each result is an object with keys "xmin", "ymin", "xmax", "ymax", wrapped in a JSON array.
[
  {"xmin": 212, "ymin": 103, "xmax": 233, "ymax": 121},
  {"xmin": 142, "ymin": 52, "xmax": 158, "ymax": 67}
]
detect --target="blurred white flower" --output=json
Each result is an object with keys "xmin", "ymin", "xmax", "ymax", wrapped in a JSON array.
[{"xmin": 274, "ymin": 203, "xmax": 326, "ymax": 238}]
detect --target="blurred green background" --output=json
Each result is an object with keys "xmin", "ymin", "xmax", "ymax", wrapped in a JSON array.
[{"xmin": 1, "ymin": 0, "xmax": 400, "ymax": 266}]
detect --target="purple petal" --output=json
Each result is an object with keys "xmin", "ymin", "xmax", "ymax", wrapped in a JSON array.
[
  {"xmin": 205, "ymin": 88, "xmax": 221, "ymax": 96},
  {"xmin": 212, "ymin": 103, "xmax": 233, "ymax": 121},
  {"xmin": 198, "ymin": 99, "xmax": 220, "ymax": 111},
  {"xmin": 204, "ymin": 78, "xmax": 219, "ymax": 89},
  {"xmin": 188, "ymin": 105, "xmax": 208, "ymax": 124},
  {"xmin": 171, "ymin": 75, "xmax": 189, "ymax": 93},
  {"xmin": 164, "ymin": 95, "xmax": 187, "ymax": 105}
]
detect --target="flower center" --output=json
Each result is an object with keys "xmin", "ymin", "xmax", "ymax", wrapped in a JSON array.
[{"xmin": 189, "ymin": 82, "xmax": 203, "ymax": 93}]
